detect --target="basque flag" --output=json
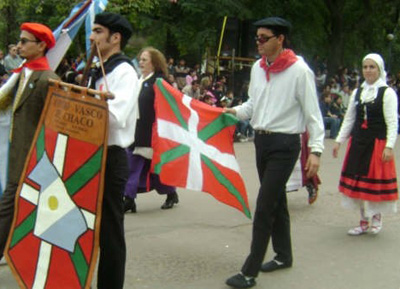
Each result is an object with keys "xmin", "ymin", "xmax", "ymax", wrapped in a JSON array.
[{"xmin": 152, "ymin": 79, "xmax": 251, "ymax": 218}]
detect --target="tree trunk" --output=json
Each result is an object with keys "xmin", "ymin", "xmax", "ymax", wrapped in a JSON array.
[
  {"xmin": 325, "ymin": 0, "xmax": 345, "ymax": 81},
  {"xmin": 1, "ymin": 2, "xmax": 18, "ymax": 47}
]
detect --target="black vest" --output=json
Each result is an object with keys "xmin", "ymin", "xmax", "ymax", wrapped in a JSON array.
[
  {"xmin": 351, "ymin": 86, "xmax": 388, "ymax": 139},
  {"xmin": 345, "ymin": 86, "xmax": 388, "ymax": 175},
  {"xmin": 89, "ymin": 53, "xmax": 134, "ymax": 89}
]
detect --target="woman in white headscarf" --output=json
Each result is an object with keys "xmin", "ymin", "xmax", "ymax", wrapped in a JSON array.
[{"xmin": 332, "ymin": 53, "xmax": 398, "ymax": 235}]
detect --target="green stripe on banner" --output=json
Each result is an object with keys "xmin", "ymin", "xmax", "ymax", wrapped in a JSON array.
[
  {"xmin": 36, "ymin": 126, "xmax": 45, "ymax": 160},
  {"xmin": 198, "ymin": 113, "xmax": 238, "ymax": 141},
  {"xmin": 155, "ymin": 79, "xmax": 188, "ymax": 130},
  {"xmin": 9, "ymin": 210, "xmax": 37, "ymax": 248},
  {"xmin": 201, "ymin": 155, "xmax": 251, "ymax": 219},
  {"xmin": 71, "ymin": 243, "xmax": 89, "ymax": 287},
  {"xmin": 65, "ymin": 147, "xmax": 103, "ymax": 196},
  {"xmin": 154, "ymin": 145, "xmax": 190, "ymax": 174}
]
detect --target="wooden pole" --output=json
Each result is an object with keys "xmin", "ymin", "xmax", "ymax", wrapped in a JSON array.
[
  {"xmin": 62, "ymin": 0, "xmax": 92, "ymax": 29},
  {"xmin": 48, "ymin": 78, "xmax": 113, "ymax": 101}
]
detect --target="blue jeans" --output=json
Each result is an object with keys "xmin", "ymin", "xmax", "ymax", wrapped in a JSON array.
[
  {"xmin": 323, "ymin": 117, "xmax": 341, "ymax": 139},
  {"xmin": 237, "ymin": 120, "xmax": 254, "ymax": 137}
]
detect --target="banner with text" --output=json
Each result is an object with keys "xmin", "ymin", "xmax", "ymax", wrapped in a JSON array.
[{"xmin": 5, "ymin": 82, "xmax": 108, "ymax": 289}]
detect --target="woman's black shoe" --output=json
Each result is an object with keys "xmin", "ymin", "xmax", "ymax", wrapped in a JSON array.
[
  {"xmin": 124, "ymin": 197, "xmax": 136, "ymax": 213},
  {"xmin": 161, "ymin": 192, "xmax": 179, "ymax": 209}
]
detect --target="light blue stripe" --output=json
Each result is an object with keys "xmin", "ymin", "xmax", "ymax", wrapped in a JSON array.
[
  {"xmin": 53, "ymin": 1, "xmax": 88, "ymax": 40},
  {"xmin": 48, "ymin": 1, "xmax": 91, "ymax": 69},
  {"xmin": 85, "ymin": 0, "xmax": 108, "ymax": 56}
]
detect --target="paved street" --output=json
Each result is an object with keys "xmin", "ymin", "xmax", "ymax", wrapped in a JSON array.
[{"xmin": 1, "ymin": 139, "xmax": 400, "ymax": 289}]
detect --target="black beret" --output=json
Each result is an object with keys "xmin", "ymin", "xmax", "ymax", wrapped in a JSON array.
[
  {"xmin": 254, "ymin": 17, "xmax": 292, "ymax": 33},
  {"xmin": 94, "ymin": 12, "xmax": 133, "ymax": 41}
]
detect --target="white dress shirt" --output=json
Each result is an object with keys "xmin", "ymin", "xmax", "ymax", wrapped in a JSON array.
[
  {"xmin": 94, "ymin": 62, "xmax": 140, "ymax": 148},
  {"xmin": 234, "ymin": 57, "xmax": 325, "ymax": 153}
]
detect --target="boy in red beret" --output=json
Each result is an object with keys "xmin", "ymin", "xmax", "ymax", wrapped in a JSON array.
[{"xmin": 0, "ymin": 22, "xmax": 59, "ymax": 265}]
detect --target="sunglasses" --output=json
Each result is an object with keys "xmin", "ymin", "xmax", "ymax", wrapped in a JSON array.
[
  {"xmin": 19, "ymin": 38, "xmax": 40, "ymax": 45},
  {"xmin": 255, "ymin": 35, "xmax": 276, "ymax": 44}
]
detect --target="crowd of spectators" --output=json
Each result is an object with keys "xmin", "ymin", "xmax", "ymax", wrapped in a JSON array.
[
  {"xmin": 313, "ymin": 56, "xmax": 400, "ymax": 138},
  {"xmin": 2, "ymin": 46, "xmax": 400, "ymax": 141}
]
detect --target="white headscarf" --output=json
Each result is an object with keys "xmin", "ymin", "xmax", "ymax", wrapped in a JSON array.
[
  {"xmin": 360, "ymin": 53, "xmax": 387, "ymax": 103},
  {"xmin": 362, "ymin": 53, "xmax": 387, "ymax": 84}
]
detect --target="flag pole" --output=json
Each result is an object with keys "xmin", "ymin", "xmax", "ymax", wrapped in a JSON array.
[
  {"xmin": 62, "ymin": 0, "xmax": 93, "ymax": 29},
  {"xmin": 80, "ymin": 43, "xmax": 96, "ymax": 87}
]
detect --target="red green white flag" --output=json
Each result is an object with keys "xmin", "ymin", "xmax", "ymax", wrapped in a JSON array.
[
  {"xmin": 5, "ymin": 84, "xmax": 108, "ymax": 289},
  {"xmin": 152, "ymin": 79, "xmax": 251, "ymax": 218}
]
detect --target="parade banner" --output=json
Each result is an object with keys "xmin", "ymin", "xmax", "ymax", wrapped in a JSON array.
[
  {"xmin": 5, "ymin": 80, "xmax": 109, "ymax": 289},
  {"xmin": 152, "ymin": 79, "xmax": 251, "ymax": 218}
]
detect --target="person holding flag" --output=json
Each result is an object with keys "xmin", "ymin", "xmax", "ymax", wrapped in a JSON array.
[
  {"xmin": 0, "ymin": 22, "xmax": 59, "ymax": 265},
  {"xmin": 123, "ymin": 46, "xmax": 179, "ymax": 214},
  {"xmin": 88, "ymin": 12, "xmax": 140, "ymax": 289},
  {"xmin": 225, "ymin": 17, "xmax": 325, "ymax": 288}
]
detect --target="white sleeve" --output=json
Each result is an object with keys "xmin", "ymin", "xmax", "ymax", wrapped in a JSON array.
[
  {"xmin": 234, "ymin": 65, "xmax": 256, "ymax": 120},
  {"xmin": 234, "ymin": 97, "xmax": 253, "ymax": 121},
  {"xmin": 297, "ymin": 67, "xmax": 325, "ymax": 153},
  {"xmin": 335, "ymin": 89, "xmax": 358, "ymax": 143},
  {"xmin": 383, "ymin": 87, "xmax": 398, "ymax": 148},
  {"xmin": 0, "ymin": 72, "xmax": 19, "ymax": 99},
  {"xmin": 106, "ymin": 63, "xmax": 140, "ymax": 129}
]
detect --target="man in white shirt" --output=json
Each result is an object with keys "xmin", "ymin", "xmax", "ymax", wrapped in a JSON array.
[
  {"xmin": 225, "ymin": 17, "xmax": 324, "ymax": 288},
  {"xmin": 89, "ymin": 12, "xmax": 140, "ymax": 289}
]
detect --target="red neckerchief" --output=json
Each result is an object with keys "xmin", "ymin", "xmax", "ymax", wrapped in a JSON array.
[
  {"xmin": 12, "ymin": 56, "xmax": 50, "ymax": 73},
  {"xmin": 260, "ymin": 49, "xmax": 298, "ymax": 81}
]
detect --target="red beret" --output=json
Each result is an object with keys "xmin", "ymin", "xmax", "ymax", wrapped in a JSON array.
[{"xmin": 20, "ymin": 22, "xmax": 56, "ymax": 49}]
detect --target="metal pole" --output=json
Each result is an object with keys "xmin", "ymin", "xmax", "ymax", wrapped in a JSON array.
[{"xmin": 216, "ymin": 16, "xmax": 228, "ymax": 76}]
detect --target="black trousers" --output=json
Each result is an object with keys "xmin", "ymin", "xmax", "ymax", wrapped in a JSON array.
[
  {"xmin": 241, "ymin": 133, "xmax": 300, "ymax": 277},
  {"xmin": 97, "ymin": 146, "xmax": 129, "ymax": 289}
]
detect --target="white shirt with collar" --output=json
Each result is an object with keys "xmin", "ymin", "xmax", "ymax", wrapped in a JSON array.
[
  {"xmin": 234, "ymin": 56, "xmax": 325, "ymax": 153},
  {"xmin": 94, "ymin": 62, "xmax": 140, "ymax": 148}
]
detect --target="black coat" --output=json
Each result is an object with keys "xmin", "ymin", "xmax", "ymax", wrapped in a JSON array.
[{"xmin": 134, "ymin": 72, "xmax": 164, "ymax": 148}]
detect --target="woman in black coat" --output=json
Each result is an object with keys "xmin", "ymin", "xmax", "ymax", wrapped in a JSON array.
[{"xmin": 124, "ymin": 47, "xmax": 179, "ymax": 213}]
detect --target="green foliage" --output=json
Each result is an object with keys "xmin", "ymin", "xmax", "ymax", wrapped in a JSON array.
[
  {"xmin": 0, "ymin": 0, "xmax": 399, "ymax": 74},
  {"xmin": 128, "ymin": 0, "xmax": 251, "ymax": 63}
]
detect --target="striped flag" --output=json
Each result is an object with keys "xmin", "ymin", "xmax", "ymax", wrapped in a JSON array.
[
  {"xmin": 152, "ymin": 79, "xmax": 251, "ymax": 218},
  {"xmin": 47, "ymin": 0, "xmax": 108, "ymax": 70}
]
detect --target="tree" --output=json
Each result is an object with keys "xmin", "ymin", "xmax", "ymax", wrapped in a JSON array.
[
  {"xmin": 0, "ymin": 0, "xmax": 399, "ymax": 76},
  {"xmin": 0, "ymin": 0, "xmax": 18, "ymax": 47}
]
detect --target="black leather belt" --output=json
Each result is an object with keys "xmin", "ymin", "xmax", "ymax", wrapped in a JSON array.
[{"xmin": 255, "ymin": 130, "xmax": 276, "ymax": 135}]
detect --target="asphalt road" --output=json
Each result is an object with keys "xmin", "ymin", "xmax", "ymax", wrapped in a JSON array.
[{"xmin": 1, "ymin": 139, "xmax": 400, "ymax": 289}]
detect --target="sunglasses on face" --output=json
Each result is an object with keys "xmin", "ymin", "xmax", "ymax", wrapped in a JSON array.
[
  {"xmin": 255, "ymin": 35, "xmax": 276, "ymax": 44},
  {"xmin": 19, "ymin": 38, "xmax": 40, "ymax": 45}
]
